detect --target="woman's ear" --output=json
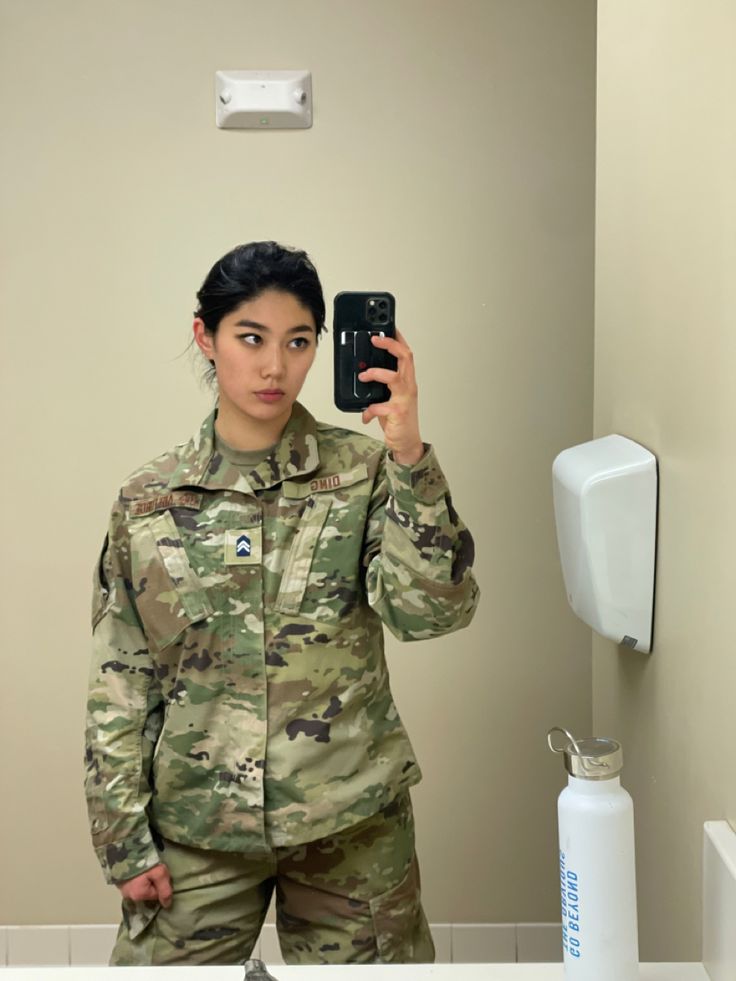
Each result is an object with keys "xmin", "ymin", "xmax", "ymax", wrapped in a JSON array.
[{"xmin": 192, "ymin": 319, "xmax": 215, "ymax": 361}]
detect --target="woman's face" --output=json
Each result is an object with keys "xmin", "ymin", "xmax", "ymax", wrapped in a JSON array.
[{"xmin": 194, "ymin": 289, "xmax": 318, "ymax": 431}]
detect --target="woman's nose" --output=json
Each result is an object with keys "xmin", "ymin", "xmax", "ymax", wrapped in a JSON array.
[{"xmin": 262, "ymin": 346, "xmax": 285, "ymax": 378}]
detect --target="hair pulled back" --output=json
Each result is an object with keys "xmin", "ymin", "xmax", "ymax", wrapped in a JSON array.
[{"xmin": 194, "ymin": 241, "xmax": 326, "ymax": 341}]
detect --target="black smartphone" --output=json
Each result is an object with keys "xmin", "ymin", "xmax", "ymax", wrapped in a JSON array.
[{"xmin": 333, "ymin": 291, "xmax": 398, "ymax": 412}]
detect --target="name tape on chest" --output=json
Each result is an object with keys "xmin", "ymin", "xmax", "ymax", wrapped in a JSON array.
[
  {"xmin": 283, "ymin": 464, "xmax": 369, "ymax": 499},
  {"xmin": 310, "ymin": 475, "xmax": 342, "ymax": 492},
  {"xmin": 129, "ymin": 491, "xmax": 203, "ymax": 518}
]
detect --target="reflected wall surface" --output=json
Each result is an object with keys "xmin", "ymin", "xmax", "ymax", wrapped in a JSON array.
[
  {"xmin": 594, "ymin": 0, "xmax": 736, "ymax": 961},
  {"xmin": 0, "ymin": 0, "xmax": 595, "ymax": 925}
]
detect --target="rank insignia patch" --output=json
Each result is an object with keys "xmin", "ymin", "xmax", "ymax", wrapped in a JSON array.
[{"xmin": 225, "ymin": 527, "xmax": 262, "ymax": 566}]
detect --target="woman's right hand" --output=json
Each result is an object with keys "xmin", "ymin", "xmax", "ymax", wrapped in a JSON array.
[{"xmin": 116, "ymin": 863, "xmax": 173, "ymax": 908}]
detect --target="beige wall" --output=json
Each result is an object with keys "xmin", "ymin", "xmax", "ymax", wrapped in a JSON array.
[
  {"xmin": 0, "ymin": 1, "xmax": 596, "ymax": 926},
  {"xmin": 595, "ymin": 0, "xmax": 736, "ymax": 962}
]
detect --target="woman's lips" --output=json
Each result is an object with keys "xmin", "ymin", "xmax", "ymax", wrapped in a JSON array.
[{"xmin": 255, "ymin": 390, "xmax": 285, "ymax": 403}]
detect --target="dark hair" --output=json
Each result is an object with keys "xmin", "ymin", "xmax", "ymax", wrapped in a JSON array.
[{"xmin": 195, "ymin": 241, "xmax": 325, "ymax": 344}]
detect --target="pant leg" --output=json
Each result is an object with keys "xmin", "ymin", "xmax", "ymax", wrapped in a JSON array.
[
  {"xmin": 110, "ymin": 836, "xmax": 275, "ymax": 966},
  {"xmin": 275, "ymin": 792, "xmax": 435, "ymax": 965}
]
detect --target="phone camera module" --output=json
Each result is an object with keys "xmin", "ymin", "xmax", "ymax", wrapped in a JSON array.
[{"xmin": 366, "ymin": 297, "xmax": 389, "ymax": 326}]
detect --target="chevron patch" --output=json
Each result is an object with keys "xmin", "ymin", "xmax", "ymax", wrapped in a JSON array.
[{"xmin": 224, "ymin": 526, "xmax": 262, "ymax": 566}]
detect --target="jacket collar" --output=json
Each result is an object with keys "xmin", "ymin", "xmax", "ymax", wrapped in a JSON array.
[{"xmin": 166, "ymin": 401, "xmax": 321, "ymax": 495}]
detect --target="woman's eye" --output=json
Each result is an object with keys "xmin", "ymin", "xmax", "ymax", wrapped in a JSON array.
[
  {"xmin": 238, "ymin": 334, "xmax": 261, "ymax": 345},
  {"xmin": 290, "ymin": 337, "xmax": 310, "ymax": 349}
]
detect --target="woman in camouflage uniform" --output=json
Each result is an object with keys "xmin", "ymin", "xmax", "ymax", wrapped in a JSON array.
[{"xmin": 85, "ymin": 241, "xmax": 479, "ymax": 966}]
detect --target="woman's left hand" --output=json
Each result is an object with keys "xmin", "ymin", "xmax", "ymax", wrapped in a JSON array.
[{"xmin": 359, "ymin": 329, "xmax": 425, "ymax": 466}]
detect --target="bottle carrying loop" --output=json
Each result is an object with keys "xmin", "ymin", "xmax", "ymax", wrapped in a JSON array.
[{"xmin": 547, "ymin": 725, "xmax": 583, "ymax": 757}]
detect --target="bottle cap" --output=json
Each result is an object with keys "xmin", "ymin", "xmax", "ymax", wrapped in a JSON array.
[{"xmin": 547, "ymin": 726, "xmax": 624, "ymax": 780}]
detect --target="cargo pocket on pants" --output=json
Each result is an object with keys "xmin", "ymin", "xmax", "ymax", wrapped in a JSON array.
[
  {"xmin": 368, "ymin": 855, "xmax": 434, "ymax": 964},
  {"xmin": 122, "ymin": 898, "xmax": 161, "ymax": 941},
  {"xmin": 110, "ymin": 898, "xmax": 163, "ymax": 966}
]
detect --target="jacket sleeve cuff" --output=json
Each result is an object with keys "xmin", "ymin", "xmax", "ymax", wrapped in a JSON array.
[
  {"xmin": 95, "ymin": 831, "xmax": 161, "ymax": 886},
  {"xmin": 385, "ymin": 444, "xmax": 449, "ymax": 506}
]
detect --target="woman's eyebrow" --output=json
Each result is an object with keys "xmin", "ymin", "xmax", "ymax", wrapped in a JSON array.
[{"xmin": 234, "ymin": 319, "xmax": 314, "ymax": 334}]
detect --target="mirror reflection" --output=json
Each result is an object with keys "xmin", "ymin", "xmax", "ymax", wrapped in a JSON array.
[{"xmin": 6, "ymin": 0, "xmax": 731, "ymax": 973}]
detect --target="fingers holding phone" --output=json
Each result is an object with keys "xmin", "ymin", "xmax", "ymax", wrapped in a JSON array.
[
  {"xmin": 359, "ymin": 329, "xmax": 414, "ymax": 391},
  {"xmin": 360, "ymin": 329, "xmax": 424, "ymax": 466}
]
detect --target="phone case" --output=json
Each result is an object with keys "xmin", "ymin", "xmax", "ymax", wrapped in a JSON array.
[{"xmin": 333, "ymin": 291, "xmax": 397, "ymax": 412}]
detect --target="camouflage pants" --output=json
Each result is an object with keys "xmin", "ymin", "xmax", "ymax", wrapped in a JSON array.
[{"xmin": 110, "ymin": 792, "xmax": 434, "ymax": 966}]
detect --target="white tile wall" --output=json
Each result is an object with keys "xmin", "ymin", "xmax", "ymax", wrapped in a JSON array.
[
  {"xmin": 451, "ymin": 924, "xmax": 517, "ymax": 963},
  {"xmin": 516, "ymin": 924, "xmax": 563, "ymax": 963},
  {"xmin": 430, "ymin": 923, "xmax": 452, "ymax": 963},
  {"xmin": 6, "ymin": 926, "xmax": 69, "ymax": 967},
  {"xmin": 0, "ymin": 922, "xmax": 562, "ymax": 966},
  {"xmin": 69, "ymin": 925, "xmax": 119, "ymax": 966},
  {"xmin": 259, "ymin": 923, "xmax": 283, "ymax": 966}
]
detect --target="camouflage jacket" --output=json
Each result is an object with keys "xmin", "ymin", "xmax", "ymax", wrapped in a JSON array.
[{"xmin": 85, "ymin": 402, "xmax": 479, "ymax": 884}]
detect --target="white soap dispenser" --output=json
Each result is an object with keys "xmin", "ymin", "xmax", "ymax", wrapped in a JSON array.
[{"xmin": 552, "ymin": 434, "xmax": 657, "ymax": 653}]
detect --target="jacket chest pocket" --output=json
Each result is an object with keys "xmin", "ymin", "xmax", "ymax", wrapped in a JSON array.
[
  {"xmin": 273, "ymin": 464, "xmax": 369, "ymax": 619},
  {"xmin": 273, "ymin": 496, "xmax": 332, "ymax": 615},
  {"xmin": 131, "ymin": 510, "xmax": 214, "ymax": 651}
]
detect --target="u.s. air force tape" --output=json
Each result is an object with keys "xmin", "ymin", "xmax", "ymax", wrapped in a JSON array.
[{"xmin": 129, "ymin": 491, "xmax": 203, "ymax": 518}]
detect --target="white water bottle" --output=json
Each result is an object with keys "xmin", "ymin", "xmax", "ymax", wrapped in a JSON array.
[{"xmin": 548, "ymin": 727, "xmax": 639, "ymax": 981}]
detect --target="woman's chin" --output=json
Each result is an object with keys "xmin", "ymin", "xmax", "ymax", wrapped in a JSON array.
[{"xmin": 240, "ymin": 394, "xmax": 294, "ymax": 418}]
